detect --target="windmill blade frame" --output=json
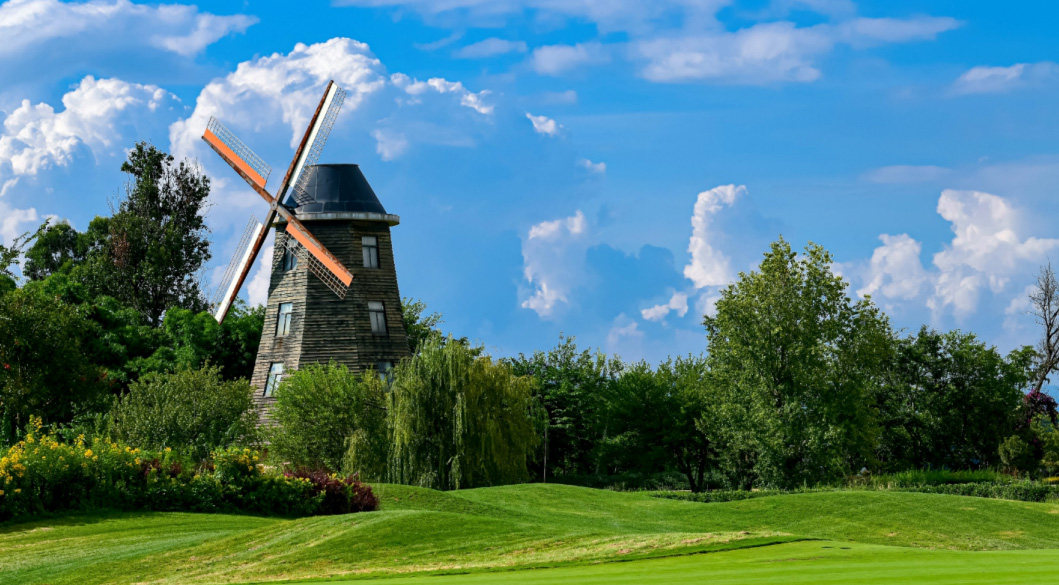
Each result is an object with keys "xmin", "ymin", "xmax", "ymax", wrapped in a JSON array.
[
  {"xmin": 212, "ymin": 215, "xmax": 267, "ymax": 322},
  {"xmin": 201, "ymin": 80, "xmax": 356, "ymax": 323}
]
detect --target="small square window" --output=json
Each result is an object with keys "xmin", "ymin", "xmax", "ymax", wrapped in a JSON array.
[
  {"xmin": 281, "ymin": 246, "xmax": 298, "ymax": 271},
  {"xmin": 362, "ymin": 236, "xmax": 379, "ymax": 269},
  {"xmin": 276, "ymin": 302, "xmax": 293, "ymax": 336},
  {"xmin": 264, "ymin": 362, "xmax": 285, "ymax": 397},
  {"xmin": 368, "ymin": 301, "xmax": 387, "ymax": 335}
]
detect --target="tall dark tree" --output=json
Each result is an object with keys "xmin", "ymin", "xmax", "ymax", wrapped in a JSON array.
[{"xmin": 86, "ymin": 143, "xmax": 212, "ymax": 325}]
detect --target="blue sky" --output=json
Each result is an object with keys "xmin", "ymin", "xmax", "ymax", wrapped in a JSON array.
[{"xmin": 2, "ymin": 0, "xmax": 1058, "ymax": 362}]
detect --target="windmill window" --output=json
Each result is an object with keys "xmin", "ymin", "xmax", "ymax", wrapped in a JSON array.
[
  {"xmin": 369, "ymin": 301, "xmax": 387, "ymax": 335},
  {"xmin": 276, "ymin": 302, "xmax": 294, "ymax": 336},
  {"xmin": 281, "ymin": 246, "xmax": 298, "ymax": 271},
  {"xmin": 264, "ymin": 362, "xmax": 285, "ymax": 397},
  {"xmin": 362, "ymin": 236, "xmax": 379, "ymax": 269},
  {"xmin": 375, "ymin": 360, "xmax": 394, "ymax": 381}
]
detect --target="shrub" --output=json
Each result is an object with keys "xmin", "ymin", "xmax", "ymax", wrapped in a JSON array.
[
  {"xmin": 0, "ymin": 424, "xmax": 368, "ymax": 523},
  {"xmin": 286, "ymin": 470, "xmax": 379, "ymax": 515},
  {"xmin": 269, "ymin": 363, "xmax": 388, "ymax": 474},
  {"xmin": 111, "ymin": 366, "xmax": 258, "ymax": 461}
]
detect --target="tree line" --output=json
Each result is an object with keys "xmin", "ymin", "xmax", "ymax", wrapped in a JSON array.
[{"xmin": 2, "ymin": 143, "xmax": 1057, "ymax": 491}]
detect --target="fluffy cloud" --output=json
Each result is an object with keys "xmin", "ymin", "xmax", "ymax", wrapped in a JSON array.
[
  {"xmin": 853, "ymin": 190, "xmax": 1059, "ymax": 321},
  {"xmin": 683, "ymin": 184, "xmax": 744, "ymax": 288},
  {"xmin": 929, "ymin": 190, "xmax": 1059, "ymax": 317},
  {"xmin": 454, "ymin": 38, "xmax": 527, "ymax": 58},
  {"xmin": 520, "ymin": 210, "xmax": 587, "ymax": 317},
  {"xmin": 641, "ymin": 291, "xmax": 689, "ymax": 321},
  {"xmin": 952, "ymin": 62, "xmax": 1059, "ymax": 95},
  {"xmin": 0, "ymin": 76, "xmax": 175, "ymax": 180},
  {"xmin": 526, "ymin": 113, "xmax": 561, "ymax": 136},
  {"xmin": 0, "ymin": 0, "xmax": 254, "ymax": 86},
  {"xmin": 856, "ymin": 233, "xmax": 929, "ymax": 301},
  {"xmin": 169, "ymin": 38, "xmax": 388, "ymax": 159}
]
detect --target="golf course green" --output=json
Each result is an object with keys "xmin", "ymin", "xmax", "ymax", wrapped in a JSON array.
[{"xmin": 4, "ymin": 484, "xmax": 1059, "ymax": 584}]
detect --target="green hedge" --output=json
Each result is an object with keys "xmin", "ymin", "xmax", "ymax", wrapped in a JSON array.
[
  {"xmin": 653, "ymin": 480, "xmax": 1059, "ymax": 505},
  {"xmin": 0, "ymin": 424, "xmax": 376, "ymax": 522}
]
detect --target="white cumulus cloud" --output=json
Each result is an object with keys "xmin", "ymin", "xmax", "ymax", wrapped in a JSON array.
[
  {"xmin": 0, "ymin": 76, "xmax": 175, "ymax": 179},
  {"xmin": 454, "ymin": 38, "xmax": 527, "ymax": 58},
  {"xmin": 530, "ymin": 42, "xmax": 610, "ymax": 75},
  {"xmin": 641, "ymin": 291, "xmax": 689, "ymax": 322},
  {"xmin": 857, "ymin": 233, "xmax": 929, "ymax": 301},
  {"xmin": 578, "ymin": 158, "xmax": 606, "ymax": 174},
  {"xmin": 683, "ymin": 184, "xmax": 744, "ymax": 288},
  {"xmin": 521, "ymin": 210, "xmax": 587, "ymax": 317}
]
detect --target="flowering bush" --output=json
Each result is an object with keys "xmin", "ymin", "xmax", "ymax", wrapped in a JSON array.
[
  {"xmin": 287, "ymin": 470, "xmax": 379, "ymax": 515},
  {"xmin": 0, "ymin": 419, "xmax": 365, "ymax": 522}
]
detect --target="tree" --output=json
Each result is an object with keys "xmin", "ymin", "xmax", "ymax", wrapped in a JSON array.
[
  {"xmin": 84, "ymin": 143, "xmax": 212, "ymax": 325},
  {"xmin": 23, "ymin": 218, "xmax": 108, "ymax": 281},
  {"xmin": 704, "ymin": 239, "xmax": 892, "ymax": 488},
  {"xmin": 111, "ymin": 366, "xmax": 258, "ymax": 461},
  {"xmin": 876, "ymin": 327, "xmax": 1031, "ymax": 470},
  {"xmin": 0, "ymin": 286, "xmax": 106, "ymax": 443},
  {"xmin": 268, "ymin": 363, "xmax": 388, "ymax": 474},
  {"xmin": 0, "ymin": 222, "xmax": 46, "ymax": 286},
  {"xmin": 508, "ymin": 336, "xmax": 620, "ymax": 480},
  {"xmin": 597, "ymin": 356, "xmax": 718, "ymax": 491},
  {"xmin": 389, "ymin": 337, "xmax": 539, "ymax": 490},
  {"xmin": 401, "ymin": 297, "xmax": 444, "ymax": 355}
]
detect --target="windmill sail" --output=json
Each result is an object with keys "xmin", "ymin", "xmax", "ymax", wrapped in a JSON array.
[
  {"xmin": 202, "ymin": 80, "xmax": 355, "ymax": 323},
  {"xmin": 288, "ymin": 84, "xmax": 348, "ymax": 206},
  {"xmin": 212, "ymin": 215, "xmax": 266, "ymax": 321},
  {"xmin": 203, "ymin": 117, "xmax": 272, "ymax": 189}
]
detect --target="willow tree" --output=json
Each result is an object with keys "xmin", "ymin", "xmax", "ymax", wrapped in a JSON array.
[{"xmin": 388, "ymin": 337, "xmax": 539, "ymax": 490}]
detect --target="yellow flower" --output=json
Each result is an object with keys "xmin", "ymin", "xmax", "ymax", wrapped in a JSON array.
[
  {"xmin": 164, "ymin": 447, "xmax": 172, "ymax": 453},
  {"xmin": 14, "ymin": 488, "xmax": 21, "ymax": 494},
  {"xmin": 84, "ymin": 449, "xmax": 94, "ymax": 458},
  {"xmin": 0, "ymin": 489, "xmax": 4, "ymax": 496},
  {"xmin": 134, "ymin": 458, "xmax": 141, "ymax": 465}
]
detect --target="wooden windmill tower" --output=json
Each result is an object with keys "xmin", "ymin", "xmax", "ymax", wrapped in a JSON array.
[{"xmin": 203, "ymin": 81, "xmax": 409, "ymax": 420}]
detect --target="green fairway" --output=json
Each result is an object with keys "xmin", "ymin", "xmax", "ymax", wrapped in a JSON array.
[{"xmin": 4, "ymin": 484, "xmax": 1059, "ymax": 584}]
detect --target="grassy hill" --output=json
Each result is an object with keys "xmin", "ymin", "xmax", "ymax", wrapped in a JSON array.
[{"xmin": 4, "ymin": 484, "xmax": 1059, "ymax": 585}]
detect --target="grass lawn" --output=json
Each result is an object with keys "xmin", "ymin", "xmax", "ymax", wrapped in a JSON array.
[{"xmin": 3, "ymin": 484, "xmax": 1059, "ymax": 584}]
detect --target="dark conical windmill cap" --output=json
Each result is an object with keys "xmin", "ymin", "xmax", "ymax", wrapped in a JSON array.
[{"xmin": 292, "ymin": 164, "xmax": 399, "ymax": 224}]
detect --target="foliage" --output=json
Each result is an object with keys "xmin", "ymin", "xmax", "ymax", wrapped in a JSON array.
[
  {"xmin": 596, "ymin": 356, "xmax": 717, "ymax": 491},
  {"xmin": 0, "ymin": 286, "xmax": 108, "ymax": 443},
  {"xmin": 111, "ymin": 366, "xmax": 259, "ymax": 461},
  {"xmin": 269, "ymin": 363, "xmax": 388, "ymax": 474},
  {"xmin": 0, "ymin": 426, "xmax": 357, "ymax": 523},
  {"xmin": 285, "ymin": 469, "xmax": 379, "ymax": 515},
  {"xmin": 703, "ymin": 239, "xmax": 893, "ymax": 488},
  {"xmin": 401, "ymin": 297, "xmax": 444, "ymax": 355},
  {"xmin": 390, "ymin": 337, "xmax": 540, "ymax": 489},
  {"xmin": 77, "ymin": 143, "xmax": 212, "ymax": 325},
  {"xmin": 23, "ymin": 219, "xmax": 108, "ymax": 281},
  {"xmin": 0, "ymin": 222, "xmax": 46, "ymax": 282},
  {"xmin": 141, "ymin": 303, "xmax": 264, "ymax": 381},
  {"xmin": 876, "ymin": 327, "xmax": 1031, "ymax": 471},
  {"xmin": 508, "ymin": 335, "xmax": 620, "ymax": 480}
]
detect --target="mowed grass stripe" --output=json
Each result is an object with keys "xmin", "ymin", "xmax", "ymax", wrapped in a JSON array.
[
  {"xmin": 314, "ymin": 542, "xmax": 1059, "ymax": 585},
  {"xmin": 4, "ymin": 485, "xmax": 1059, "ymax": 584}
]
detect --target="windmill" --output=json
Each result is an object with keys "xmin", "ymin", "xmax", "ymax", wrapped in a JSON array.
[{"xmin": 203, "ymin": 81, "xmax": 410, "ymax": 417}]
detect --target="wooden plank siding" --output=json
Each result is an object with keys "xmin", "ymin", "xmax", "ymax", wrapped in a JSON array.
[{"xmin": 249, "ymin": 218, "xmax": 410, "ymax": 425}]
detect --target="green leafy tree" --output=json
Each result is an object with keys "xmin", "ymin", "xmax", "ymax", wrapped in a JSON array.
[
  {"xmin": 23, "ymin": 218, "xmax": 108, "ymax": 281},
  {"xmin": 111, "ymin": 366, "xmax": 258, "ymax": 460},
  {"xmin": 704, "ymin": 239, "xmax": 893, "ymax": 488},
  {"xmin": 508, "ymin": 336, "xmax": 619, "ymax": 480},
  {"xmin": 401, "ymin": 297, "xmax": 444, "ymax": 355},
  {"xmin": 390, "ymin": 337, "xmax": 540, "ymax": 489},
  {"xmin": 141, "ymin": 302, "xmax": 264, "ymax": 381},
  {"xmin": 82, "ymin": 143, "xmax": 212, "ymax": 325},
  {"xmin": 0, "ymin": 287, "xmax": 106, "ymax": 443},
  {"xmin": 877, "ymin": 327, "xmax": 1032, "ymax": 470},
  {"xmin": 269, "ymin": 363, "xmax": 388, "ymax": 474}
]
